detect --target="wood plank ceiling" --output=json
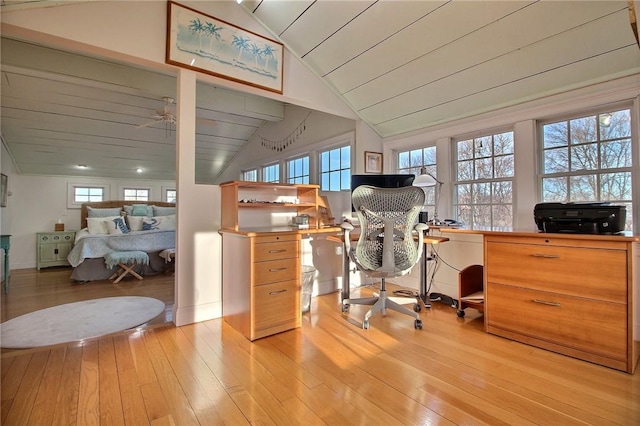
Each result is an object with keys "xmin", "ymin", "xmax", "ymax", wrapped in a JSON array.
[
  {"xmin": 1, "ymin": 0, "xmax": 639, "ymax": 182},
  {"xmin": 243, "ymin": 0, "xmax": 640, "ymax": 135}
]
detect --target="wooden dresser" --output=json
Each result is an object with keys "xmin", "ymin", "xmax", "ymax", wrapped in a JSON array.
[{"xmin": 484, "ymin": 232, "xmax": 639, "ymax": 373}]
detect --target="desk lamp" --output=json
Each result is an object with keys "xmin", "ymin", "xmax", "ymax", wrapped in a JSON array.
[{"xmin": 413, "ymin": 167, "xmax": 444, "ymax": 225}]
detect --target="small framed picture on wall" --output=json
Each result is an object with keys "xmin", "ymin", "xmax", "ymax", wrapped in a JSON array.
[
  {"xmin": 364, "ymin": 151, "xmax": 383, "ymax": 173},
  {"xmin": 0, "ymin": 174, "xmax": 7, "ymax": 207}
]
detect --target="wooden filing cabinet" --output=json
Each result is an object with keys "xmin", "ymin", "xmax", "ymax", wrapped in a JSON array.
[
  {"xmin": 37, "ymin": 231, "xmax": 75, "ymax": 270},
  {"xmin": 222, "ymin": 232, "xmax": 301, "ymax": 341},
  {"xmin": 484, "ymin": 233, "xmax": 639, "ymax": 373}
]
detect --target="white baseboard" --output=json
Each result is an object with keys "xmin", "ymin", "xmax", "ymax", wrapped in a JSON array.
[{"xmin": 173, "ymin": 301, "xmax": 222, "ymax": 326}]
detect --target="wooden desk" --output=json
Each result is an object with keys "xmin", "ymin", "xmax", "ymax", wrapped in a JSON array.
[
  {"xmin": 327, "ymin": 231, "xmax": 449, "ymax": 305},
  {"xmin": 1, "ymin": 234, "xmax": 10, "ymax": 294}
]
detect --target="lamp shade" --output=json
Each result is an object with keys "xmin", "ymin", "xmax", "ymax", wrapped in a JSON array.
[{"xmin": 413, "ymin": 169, "xmax": 437, "ymax": 187}]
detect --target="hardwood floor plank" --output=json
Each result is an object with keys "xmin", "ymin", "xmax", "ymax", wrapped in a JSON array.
[
  {"xmin": 98, "ymin": 338, "xmax": 125, "ymax": 425},
  {"xmin": 169, "ymin": 326, "xmax": 251, "ymax": 425},
  {"xmin": 77, "ymin": 340, "xmax": 100, "ymax": 425},
  {"xmin": 3, "ymin": 350, "xmax": 49, "ymax": 426},
  {"xmin": 0, "ymin": 352, "xmax": 32, "ymax": 405},
  {"xmin": 29, "ymin": 347, "xmax": 67, "ymax": 425},
  {"xmin": 119, "ymin": 368, "xmax": 151, "ymax": 426},
  {"xmin": 142, "ymin": 329, "xmax": 200, "ymax": 425},
  {"xmin": 139, "ymin": 381, "xmax": 172, "ymax": 423},
  {"xmin": 51, "ymin": 344, "xmax": 83, "ymax": 426}
]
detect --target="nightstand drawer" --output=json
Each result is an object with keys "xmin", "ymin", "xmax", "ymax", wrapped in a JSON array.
[
  {"xmin": 486, "ymin": 283, "xmax": 627, "ymax": 361},
  {"xmin": 486, "ymin": 241, "xmax": 627, "ymax": 303},
  {"xmin": 38, "ymin": 232, "xmax": 75, "ymax": 244},
  {"xmin": 254, "ymin": 258, "xmax": 298, "ymax": 285},
  {"xmin": 254, "ymin": 240, "xmax": 298, "ymax": 262}
]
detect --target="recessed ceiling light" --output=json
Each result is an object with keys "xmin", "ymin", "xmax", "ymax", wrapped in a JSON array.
[
  {"xmin": 136, "ymin": 168, "xmax": 144, "ymax": 173},
  {"xmin": 77, "ymin": 164, "xmax": 88, "ymax": 169}
]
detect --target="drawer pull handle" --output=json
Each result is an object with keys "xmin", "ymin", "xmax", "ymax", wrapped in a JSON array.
[
  {"xmin": 269, "ymin": 289, "xmax": 287, "ymax": 295},
  {"xmin": 531, "ymin": 254, "xmax": 560, "ymax": 259},
  {"xmin": 269, "ymin": 267, "xmax": 287, "ymax": 272},
  {"xmin": 533, "ymin": 299, "xmax": 561, "ymax": 307},
  {"xmin": 269, "ymin": 249, "xmax": 286, "ymax": 253}
]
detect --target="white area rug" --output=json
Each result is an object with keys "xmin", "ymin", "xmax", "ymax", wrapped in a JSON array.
[{"xmin": 0, "ymin": 296, "xmax": 165, "ymax": 348}]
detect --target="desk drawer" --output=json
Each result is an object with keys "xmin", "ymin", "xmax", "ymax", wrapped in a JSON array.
[
  {"xmin": 486, "ymin": 283, "xmax": 627, "ymax": 361},
  {"xmin": 254, "ymin": 240, "xmax": 298, "ymax": 262},
  {"xmin": 254, "ymin": 280, "xmax": 299, "ymax": 334},
  {"xmin": 485, "ymin": 241, "xmax": 627, "ymax": 303},
  {"xmin": 254, "ymin": 258, "xmax": 298, "ymax": 285}
]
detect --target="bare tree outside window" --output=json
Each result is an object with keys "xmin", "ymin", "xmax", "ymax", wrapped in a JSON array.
[
  {"xmin": 454, "ymin": 131, "xmax": 514, "ymax": 230},
  {"xmin": 541, "ymin": 108, "xmax": 633, "ymax": 231}
]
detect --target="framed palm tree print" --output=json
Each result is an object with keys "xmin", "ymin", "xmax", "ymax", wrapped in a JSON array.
[{"xmin": 166, "ymin": 1, "xmax": 284, "ymax": 94}]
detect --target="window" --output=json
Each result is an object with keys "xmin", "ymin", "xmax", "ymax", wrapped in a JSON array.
[
  {"xmin": 287, "ymin": 156, "xmax": 309, "ymax": 184},
  {"xmin": 540, "ymin": 108, "xmax": 633, "ymax": 230},
  {"xmin": 397, "ymin": 146, "xmax": 437, "ymax": 215},
  {"xmin": 73, "ymin": 186, "xmax": 104, "ymax": 203},
  {"xmin": 262, "ymin": 163, "xmax": 280, "ymax": 183},
  {"xmin": 319, "ymin": 145, "xmax": 350, "ymax": 191},
  {"xmin": 242, "ymin": 169, "xmax": 257, "ymax": 181},
  {"xmin": 165, "ymin": 189, "xmax": 177, "ymax": 203},
  {"xmin": 454, "ymin": 131, "xmax": 515, "ymax": 230},
  {"xmin": 124, "ymin": 188, "xmax": 150, "ymax": 201}
]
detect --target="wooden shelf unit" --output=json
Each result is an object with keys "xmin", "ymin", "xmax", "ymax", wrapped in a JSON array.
[{"xmin": 220, "ymin": 181, "xmax": 321, "ymax": 231}]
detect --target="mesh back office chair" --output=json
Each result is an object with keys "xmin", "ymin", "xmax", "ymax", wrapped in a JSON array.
[{"xmin": 341, "ymin": 185, "xmax": 428, "ymax": 329}]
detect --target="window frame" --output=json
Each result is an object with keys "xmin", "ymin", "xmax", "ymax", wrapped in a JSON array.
[
  {"xmin": 242, "ymin": 169, "xmax": 257, "ymax": 182},
  {"xmin": 318, "ymin": 144, "xmax": 351, "ymax": 192},
  {"xmin": 286, "ymin": 155, "xmax": 310, "ymax": 184},
  {"xmin": 396, "ymin": 146, "xmax": 437, "ymax": 217},
  {"xmin": 123, "ymin": 187, "xmax": 150, "ymax": 202},
  {"xmin": 67, "ymin": 183, "xmax": 109, "ymax": 208},
  {"xmin": 538, "ymin": 106, "xmax": 634, "ymax": 231},
  {"xmin": 453, "ymin": 129, "xmax": 515, "ymax": 231},
  {"xmin": 261, "ymin": 163, "xmax": 280, "ymax": 183}
]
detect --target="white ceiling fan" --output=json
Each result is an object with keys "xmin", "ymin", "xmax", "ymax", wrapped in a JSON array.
[
  {"xmin": 137, "ymin": 96, "xmax": 217, "ymax": 130},
  {"xmin": 137, "ymin": 96, "xmax": 176, "ymax": 129}
]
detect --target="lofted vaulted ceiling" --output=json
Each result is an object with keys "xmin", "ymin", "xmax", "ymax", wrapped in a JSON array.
[
  {"xmin": 242, "ymin": 0, "xmax": 640, "ymax": 136},
  {"xmin": 1, "ymin": 0, "xmax": 639, "ymax": 183}
]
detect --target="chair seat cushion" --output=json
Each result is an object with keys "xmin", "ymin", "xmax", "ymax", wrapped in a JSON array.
[{"xmin": 105, "ymin": 251, "xmax": 149, "ymax": 269}]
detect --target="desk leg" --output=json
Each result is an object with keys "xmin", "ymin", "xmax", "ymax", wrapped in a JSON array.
[
  {"xmin": 341, "ymin": 249, "xmax": 350, "ymax": 302},
  {"xmin": 419, "ymin": 244, "xmax": 431, "ymax": 309},
  {"xmin": 3, "ymin": 248, "xmax": 8, "ymax": 294}
]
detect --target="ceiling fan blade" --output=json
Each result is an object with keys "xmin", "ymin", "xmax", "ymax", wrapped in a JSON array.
[
  {"xmin": 196, "ymin": 117, "xmax": 217, "ymax": 126},
  {"xmin": 136, "ymin": 119, "xmax": 160, "ymax": 128}
]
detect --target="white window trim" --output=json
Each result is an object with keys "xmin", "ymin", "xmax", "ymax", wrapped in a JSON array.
[
  {"xmin": 67, "ymin": 183, "xmax": 110, "ymax": 209},
  {"xmin": 122, "ymin": 186, "xmax": 152, "ymax": 201}
]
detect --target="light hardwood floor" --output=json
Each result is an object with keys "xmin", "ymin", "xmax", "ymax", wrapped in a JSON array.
[{"xmin": 1, "ymin": 269, "xmax": 640, "ymax": 425}]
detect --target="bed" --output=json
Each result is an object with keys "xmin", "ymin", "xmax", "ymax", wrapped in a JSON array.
[{"xmin": 68, "ymin": 200, "xmax": 176, "ymax": 282}]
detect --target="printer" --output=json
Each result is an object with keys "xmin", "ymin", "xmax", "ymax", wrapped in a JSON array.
[{"xmin": 534, "ymin": 202, "xmax": 626, "ymax": 234}]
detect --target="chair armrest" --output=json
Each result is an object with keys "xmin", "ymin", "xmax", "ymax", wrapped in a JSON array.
[{"xmin": 341, "ymin": 222, "xmax": 354, "ymax": 254}]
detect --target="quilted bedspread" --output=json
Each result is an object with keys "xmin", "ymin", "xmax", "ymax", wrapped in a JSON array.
[{"xmin": 67, "ymin": 229, "xmax": 175, "ymax": 267}]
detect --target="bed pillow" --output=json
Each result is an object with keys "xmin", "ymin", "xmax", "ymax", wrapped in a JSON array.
[
  {"xmin": 142, "ymin": 214, "xmax": 176, "ymax": 231},
  {"xmin": 131, "ymin": 204, "xmax": 153, "ymax": 216},
  {"xmin": 153, "ymin": 206, "xmax": 176, "ymax": 216},
  {"xmin": 107, "ymin": 216, "xmax": 130, "ymax": 235},
  {"xmin": 87, "ymin": 216, "xmax": 120, "ymax": 234},
  {"xmin": 87, "ymin": 206, "xmax": 122, "ymax": 218},
  {"xmin": 126, "ymin": 215, "xmax": 146, "ymax": 232}
]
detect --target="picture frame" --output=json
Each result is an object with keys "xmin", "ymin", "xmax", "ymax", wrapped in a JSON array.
[
  {"xmin": 166, "ymin": 1, "xmax": 284, "ymax": 94},
  {"xmin": 1, "ymin": 174, "xmax": 7, "ymax": 208},
  {"xmin": 364, "ymin": 151, "xmax": 383, "ymax": 174}
]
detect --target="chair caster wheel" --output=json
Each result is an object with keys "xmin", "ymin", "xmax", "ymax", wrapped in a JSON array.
[
  {"xmin": 413, "ymin": 303, "xmax": 421, "ymax": 312},
  {"xmin": 341, "ymin": 304, "xmax": 349, "ymax": 313},
  {"xmin": 362, "ymin": 319, "xmax": 370, "ymax": 329},
  {"xmin": 414, "ymin": 319, "xmax": 423, "ymax": 329},
  {"xmin": 456, "ymin": 309, "xmax": 465, "ymax": 318}
]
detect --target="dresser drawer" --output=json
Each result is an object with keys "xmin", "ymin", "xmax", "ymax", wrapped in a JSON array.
[
  {"xmin": 38, "ymin": 232, "xmax": 75, "ymax": 244},
  {"xmin": 486, "ymin": 241, "xmax": 627, "ymax": 303},
  {"xmin": 486, "ymin": 283, "xmax": 627, "ymax": 361},
  {"xmin": 253, "ymin": 280, "xmax": 299, "ymax": 335},
  {"xmin": 254, "ymin": 258, "xmax": 298, "ymax": 285},
  {"xmin": 254, "ymin": 240, "xmax": 298, "ymax": 262}
]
